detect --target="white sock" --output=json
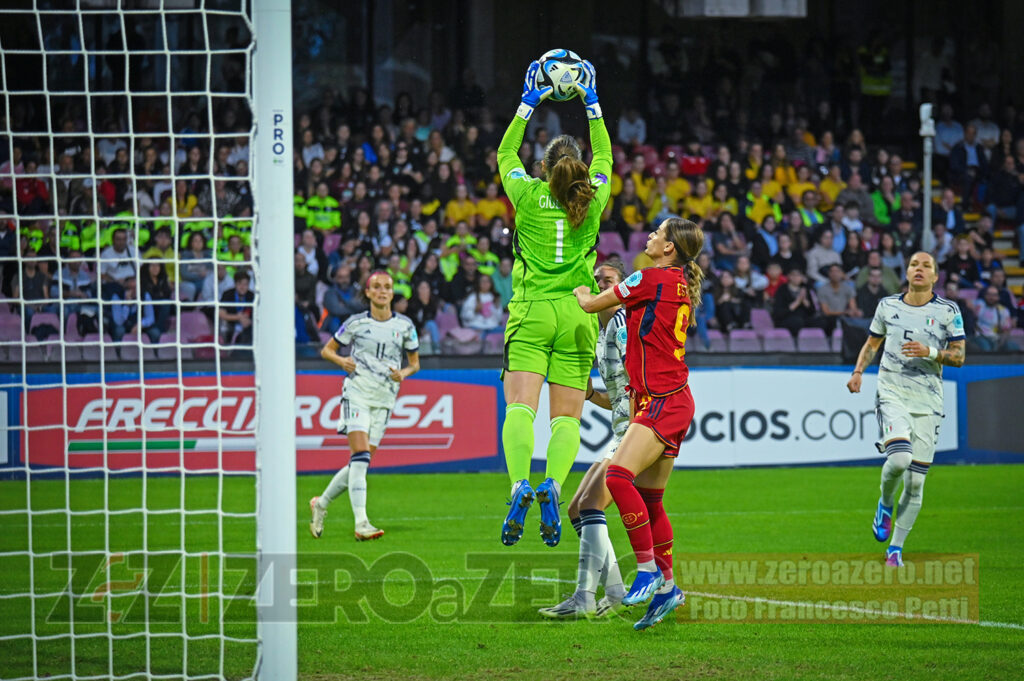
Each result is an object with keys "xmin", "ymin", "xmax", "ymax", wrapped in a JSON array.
[
  {"xmin": 637, "ymin": 559, "xmax": 658, "ymax": 573},
  {"xmin": 880, "ymin": 441, "xmax": 913, "ymax": 507},
  {"xmin": 318, "ymin": 465, "xmax": 350, "ymax": 508},
  {"xmin": 600, "ymin": 534, "xmax": 625, "ymax": 599},
  {"xmin": 348, "ymin": 460, "xmax": 369, "ymax": 526},
  {"xmin": 655, "ymin": 577, "xmax": 675, "ymax": 594},
  {"xmin": 576, "ymin": 511, "xmax": 606, "ymax": 608},
  {"xmin": 891, "ymin": 464, "xmax": 928, "ymax": 548}
]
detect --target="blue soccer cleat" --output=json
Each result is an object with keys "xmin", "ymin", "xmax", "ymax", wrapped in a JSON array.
[
  {"xmin": 886, "ymin": 546, "xmax": 904, "ymax": 567},
  {"xmin": 622, "ymin": 569, "xmax": 664, "ymax": 606},
  {"xmin": 872, "ymin": 498, "xmax": 893, "ymax": 542},
  {"xmin": 501, "ymin": 479, "xmax": 534, "ymax": 546},
  {"xmin": 633, "ymin": 586, "xmax": 685, "ymax": 631},
  {"xmin": 535, "ymin": 477, "xmax": 561, "ymax": 547}
]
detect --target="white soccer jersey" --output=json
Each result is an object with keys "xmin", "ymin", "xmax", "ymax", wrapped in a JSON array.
[
  {"xmin": 596, "ymin": 308, "xmax": 630, "ymax": 440},
  {"xmin": 334, "ymin": 312, "xmax": 419, "ymax": 408},
  {"xmin": 869, "ymin": 293, "xmax": 965, "ymax": 415}
]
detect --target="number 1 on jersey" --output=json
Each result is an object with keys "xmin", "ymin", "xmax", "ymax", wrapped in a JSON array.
[{"xmin": 554, "ymin": 218, "xmax": 564, "ymax": 263}]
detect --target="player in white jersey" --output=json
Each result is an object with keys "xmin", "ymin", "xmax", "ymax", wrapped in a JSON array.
[
  {"xmin": 310, "ymin": 271, "xmax": 420, "ymax": 541},
  {"xmin": 847, "ymin": 252, "xmax": 966, "ymax": 566},
  {"xmin": 540, "ymin": 262, "xmax": 629, "ymax": 619}
]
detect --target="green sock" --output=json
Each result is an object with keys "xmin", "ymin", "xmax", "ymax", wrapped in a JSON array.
[
  {"xmin": 502, "ymin": 403, "xmax": 535, "ymax": 485},
  {"xmin": 545, "ymin": 416, "xmax": 581, "ymax": 487}
]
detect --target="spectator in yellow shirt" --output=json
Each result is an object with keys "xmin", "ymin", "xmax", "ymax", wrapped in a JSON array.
[
  {"xmin": 709, "ymin": 182, "xmax": 739, "ymax": 218},
  {"xmin": 771, "ymin": 143, "xmax": 798, "ymax": 186},
  {"xmin": 444, "ymin": 183, "xmax": 477, "ymax": 228},
  {"xmin": 474, "ymin": 182, "xmax": 509, "ymax": 227},
  {"xmin": 744, "ymin": 142, "xmax": 764, "ymax": 181},
  {"xmin": 614, "ymin": 176, "xmax": 647, "ymax": 237},
  {"xmin": 628, "ymin": 154, "xmax": 654, "ymax": 204},
  {"xmin": 683, "ymin": 179, "xmax": 714, "ymax": 219},
  {"xmin": 818, "ymin": 163, "xmax": 847, "ymax": 211},
  {"xmin": 786, "ymin": 164, "xmax": 817, "ymax": 205},
  {"xmin": 759, "ymin": 163, "xmax": 785, "ymax": 205},
  {"xmin": 663, "ymin": 159, "xmax": 692, "ymax": 206}
]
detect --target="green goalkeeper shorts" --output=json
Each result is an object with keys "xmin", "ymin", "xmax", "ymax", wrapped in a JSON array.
[{"xmin": 501, "ymin": 295, "xmax": 599, "ymax": 391}]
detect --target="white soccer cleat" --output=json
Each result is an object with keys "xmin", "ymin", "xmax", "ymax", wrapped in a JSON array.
[
  {"xmin": 354, "ymin": 521, "xmax": 384, "ymax": 541},
  {"xmin": 595, "ymin": 594, "xmax": 626, "ymax": 617},
  {"xmin": 538, "ymin": 593, "xmax": 595, "ymax": 619},
  {"xmin": 309, "ymin": 497, "xmax": 327, "ymax": 538}
]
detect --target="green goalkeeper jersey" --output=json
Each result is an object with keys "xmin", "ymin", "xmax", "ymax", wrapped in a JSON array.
[{"xmin": 497, "ymin": 116, "xmax": 613, "ymax": 301}]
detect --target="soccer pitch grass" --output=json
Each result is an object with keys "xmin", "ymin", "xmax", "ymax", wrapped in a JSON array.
[{"xmin": 2, "ymin": 465, "xmax": 1023, "ymax": 680}]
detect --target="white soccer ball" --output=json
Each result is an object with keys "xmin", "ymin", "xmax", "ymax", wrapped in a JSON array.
[{"xmin": 536, "ymin": 49, "xmax": 586, "ymax": 102}]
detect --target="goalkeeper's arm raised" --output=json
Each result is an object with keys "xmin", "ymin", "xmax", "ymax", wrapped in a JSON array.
[{"xmin": 499, "ymin": 60, "xmax": 552, "ymax": 206}]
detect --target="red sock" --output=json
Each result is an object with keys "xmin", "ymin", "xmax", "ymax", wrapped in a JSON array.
[
  {"xmin": 605, "ymin": 465, "xmax": 654, "ymax": 565},
  {"xmin": 639, "ymin": 487, "xmax": 673, "ymax": 581}
]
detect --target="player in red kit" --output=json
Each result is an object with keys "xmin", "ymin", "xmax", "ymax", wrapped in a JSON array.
[{"xmin": 574, "ymin": 217, "xmax": 704, "ymax": 630}]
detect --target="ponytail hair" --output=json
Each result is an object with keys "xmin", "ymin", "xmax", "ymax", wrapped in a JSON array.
[
  {"xmin": 544, "ymin": 134, "xmax": 595, "ymax": 228},
  {"xmin": 661, "ymin": 217, "xmax": 705, "ymax": 323}
]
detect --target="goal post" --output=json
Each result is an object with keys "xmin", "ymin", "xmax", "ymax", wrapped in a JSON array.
[
  {"xmin": 0, "ymin": 0, "xmax": 296, "ymax": 677},
  {"xmin": 252, "ymin": 0, "xmax": 297, "ymax": 679}
]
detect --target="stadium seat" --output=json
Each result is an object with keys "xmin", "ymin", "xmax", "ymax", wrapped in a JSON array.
[
  {"xmin": 831, "ymin": 327, "xmax": 843, "ymax": 353},
  {"xmin": 318, "ymin": 331, "xmax": 331, "ymax": 346},
  {"xmin": 763, "ymin": 328, "xmax": 797, "ymax": 352},
  {"xmin": 180, "ymin": 311, "xmax": 212, "ymax": 341},
  {"xmin": 435, "ymin": 307, "xmax": 460, "ymax": 341},
  {"xmin": 661, "ymin": 145, "xmax": 684, "ymax": 161},
  {"xmin": 797, "ymin": 327, "xmax": 831, "ymax": 352},
  {"xmin": 959, "ymin": 288, "xmax": 979, "ymax": 304},
  {"xmin": 483, "ymin": 332, "xmax": 504, "ymax": 355},
  {"xmin": 28, "ymin": 312, "xmax": 60, "ymax": 336},
  {"xmin": 24, "ymin": 344, "xmax": 47, "ymax": 362},
  {"xmin": 1009, "ymin": 328, "xmax": 1024, "ymax": 344},
  {"xmin": 706, "ymin": 329, "xmax": 728, "ymax": 352},
  {"xmin": 443, "ymin": 326, "xmax": 482, "ymax": 355},
  {"xmin": 64, "ymin": 313, "xmax": 81, "ymax": 342},
  {"xmin": 0, "ymin": 319, "xmax": 23, "ymax": 342},
  {"xmin": 750, "ymin": 308, "xmax": 774, "ymax": 335},
  {"xmin": 637, "ymin": 145, "xmax": 659, "ymax": 168},
  {"xmin": 597, "ymin": 231, "xmax": 625, "ymax": 258},
  {"xmin": 628, "ymin": 231, "xmax": 649, "ymax": 252},
  {"xmin": 323, "ymin": 232, "xmax": 342, "ymax": 255},
  {"xmin": 727, "ymin": 329, "xmax": 762, "ymax": 353}
]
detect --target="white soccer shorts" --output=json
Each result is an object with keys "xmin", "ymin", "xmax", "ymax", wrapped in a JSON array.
[
  {"xmin": 603, "ymin": 434, "xmax": 624, "ymax": 461},
  {"xmin": 876, "ymin": 400, "xmax": 942, "ymax": 464},
  {"xmin": 338, "ymin": 397, "xmax": 391, "ymax": 447}
]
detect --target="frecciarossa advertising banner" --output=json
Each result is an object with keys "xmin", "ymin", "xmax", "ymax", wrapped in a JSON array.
[
  {"xmin": 8, "ymin": 370, "xmax": 498, "ymax": 473},
  {"xmin": 3, "ymin": 365, "xmax": 1022, "ymax": 473}
]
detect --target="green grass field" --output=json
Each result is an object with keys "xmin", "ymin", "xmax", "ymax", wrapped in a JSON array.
[{"xmin": 2, "ymin": 465, "xmax": 1023, "ymax": 680}]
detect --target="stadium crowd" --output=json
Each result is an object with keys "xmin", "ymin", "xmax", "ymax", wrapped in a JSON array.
[{"xmin": 2, "ymin": 65, "xmax": 1024, "ymax": 358}]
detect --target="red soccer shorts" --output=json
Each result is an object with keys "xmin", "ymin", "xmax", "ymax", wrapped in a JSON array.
[{"xmin": 632, "ymin": 385, "xmax": 695, "ymax": 457}]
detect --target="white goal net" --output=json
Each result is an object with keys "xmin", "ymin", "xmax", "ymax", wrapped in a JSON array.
[{"xmin": 0, "ymin": 1, "xmax": 293, "ymax": 678}]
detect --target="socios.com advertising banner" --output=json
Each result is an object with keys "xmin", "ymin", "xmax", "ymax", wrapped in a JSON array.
[{"xmin": 534, "ymin": 368, "xmax": 959, "ymax": 467}]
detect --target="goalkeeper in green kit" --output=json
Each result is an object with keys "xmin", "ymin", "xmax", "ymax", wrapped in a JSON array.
[{"xmin": 498, "ymin": 58, "xmax": 612, "ymax": 547}]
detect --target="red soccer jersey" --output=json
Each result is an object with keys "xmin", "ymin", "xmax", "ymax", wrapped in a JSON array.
[{"xmin": 613, "ymin": 265, "xmax": 692, "ymax": 397}]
